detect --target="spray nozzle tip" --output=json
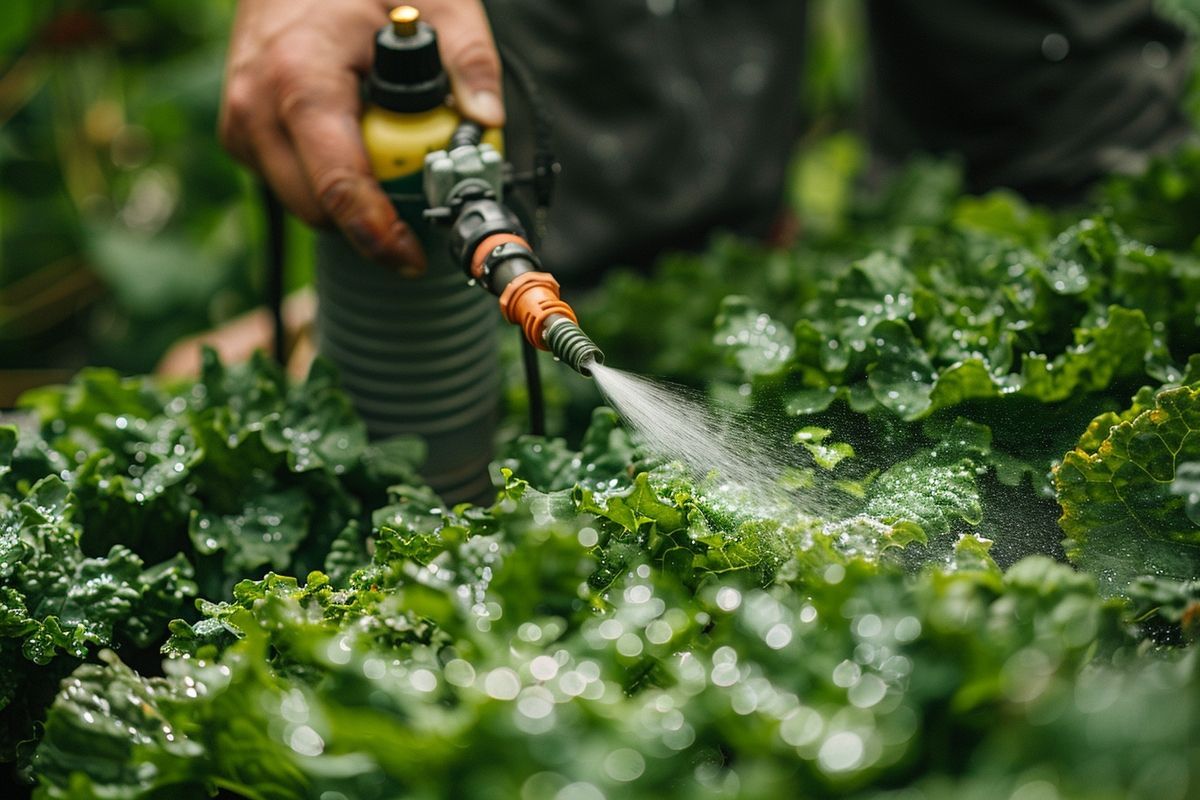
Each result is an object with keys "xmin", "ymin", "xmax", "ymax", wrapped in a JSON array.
[
  {"xmin": 543, "ymin": 317, "xmax": 604, "ymax": 377},
  {"xmin": 577, "ymin": 355, "xmax": 600, "ymax": 378}
]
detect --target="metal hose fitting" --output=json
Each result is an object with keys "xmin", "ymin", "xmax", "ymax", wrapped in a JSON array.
[{"xmin": 543, "ymin": 315, "xmax": 604, "ymax": 377}]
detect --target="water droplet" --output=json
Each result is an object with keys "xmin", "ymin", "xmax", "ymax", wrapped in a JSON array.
[
  {"xmin": 604, "ymin": 749, "xmax": 646, "ymax": 782},
  {"xmin": 410, "ymin": 669, "xmax": 437, "ymax": 692},
  {"xmin": 289, "ymin": 725, "xmax": 324, "ymax": 757},
  {"xmin": 530, "ymin": 656, "xmax": 559, "ymax": 681},
  {"xmin": 715, "ymin": 586, "xmax": 742, "ymax": 611},
  {"xmin": 517, "ymin": 686, "xmax": 555, "ymax": 720},
  {"xmin": 1041, "ymin": 32, "xmax": 1070, "ymax": 61},
  {"xmin": 616, "ymin": 633, "xmax": 643, "ymax": 657},
  {"xmin": 555, "ymin": 782, "xmax": 606, "ymax": 800},
  {"xmin": 485, "ymin": 668, "xmax": 521, "ymax": 700},
  {"xmin": 818, "ymin": 731, "xmax": 864, "ymax": 772},
  {"xmin": 765, "ymin": 623, "xmax": 793, "ymax": 649},
  {"xmin": 832, "ymin": 659, "xmax": 862, "ymax": 688},
  {"xmin": 444, "ymin": 659, "xmax": 476, "ymax": 688},
  {"xmin": 848, "ymin": 674, "xmax": 888, "ymax": 708},
  {"xmin": 598, "ymin": 619, "xmax": 624, "ymax": 640}
]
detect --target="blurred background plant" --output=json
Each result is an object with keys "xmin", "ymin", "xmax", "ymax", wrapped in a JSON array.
[{"xmin": 0, "ymin": 0, "xmax": 318, "ymax": 399}]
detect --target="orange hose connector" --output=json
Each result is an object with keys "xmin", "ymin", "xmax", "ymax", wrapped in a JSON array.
[
  {"xmin": 469, "ymin": 233, "xmax": 529, "ymax": 280},
  {"xmin": 497, "ymin": 271, "xmax": 577, "ymax": 350}
]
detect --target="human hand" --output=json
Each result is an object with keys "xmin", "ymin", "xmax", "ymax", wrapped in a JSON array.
[
  {"xmin": 155, "ymin": 288, "xmax": 317, "ymax": 380},
  {"xmin": 219, "ymin": 0, "xmax": 504, "ymax": 274}
]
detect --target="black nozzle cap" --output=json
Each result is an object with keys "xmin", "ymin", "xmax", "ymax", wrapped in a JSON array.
[{"xmin": 368, "ymin": 20, "xmax": 449, "ymax": 113}]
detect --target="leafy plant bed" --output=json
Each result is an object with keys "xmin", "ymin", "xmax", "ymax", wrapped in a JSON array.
[{"xmin": 5, "ymin": 146, "xmax": 1200, "ymax": 798}]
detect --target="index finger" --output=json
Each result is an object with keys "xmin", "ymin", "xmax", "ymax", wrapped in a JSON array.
[{"xmin": 279, "ymin": 70, "xmax": 426, "ymax": 274}]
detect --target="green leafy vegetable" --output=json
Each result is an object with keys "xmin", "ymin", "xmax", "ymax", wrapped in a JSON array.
[
  {"xmin": 0, "ymin": 473, "xmax": 196, "ymax": 762},
  {"xmin": 30, "ymin": 455, "xmax": 1173, "ymax": 800},
  {"xmin": 1057, "ymin": 384, "xmax": 1200, "ymax": 593},
  {"xmin": 20, "ymin": 350, "xmax": 418, "ymax": 597},
  {"xmin": 14, "ymin": 139, "xmax": 1200, "ymax": 799},
  {"xmin": 0, "ymin": 351, "xmax": 422, "ymax": 773}
]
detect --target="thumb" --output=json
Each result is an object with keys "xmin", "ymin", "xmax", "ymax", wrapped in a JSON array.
[{"xmin": 435, "ymin": 1, "xmax": 504, "ymax": 127}]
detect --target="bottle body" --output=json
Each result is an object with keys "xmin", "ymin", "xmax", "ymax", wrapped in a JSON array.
[{"xmin": 315, "ymin": 105, "xmax": 503, "ymax": 504}]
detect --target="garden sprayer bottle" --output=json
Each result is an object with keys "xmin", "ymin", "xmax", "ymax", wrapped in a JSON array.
[{"xmin": 315, "ymin": 6, "xmax": 601, "ymax": 505}]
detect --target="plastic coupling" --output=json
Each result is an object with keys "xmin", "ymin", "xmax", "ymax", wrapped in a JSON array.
[
  {"xmin": 497, "ymin": 271, "xmax": 576, "ymax": 350},
  {"xmin": 543, "ymin": 315, "xmax": 604, "ymax": 377}
]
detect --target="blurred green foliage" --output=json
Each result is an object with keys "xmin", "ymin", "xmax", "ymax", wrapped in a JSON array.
[{"xmin": 0, "ymin": 1, "xmax": 315, "ymax": 375}]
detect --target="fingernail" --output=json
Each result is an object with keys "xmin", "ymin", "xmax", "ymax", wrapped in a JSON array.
[
  {"xmin": 468, "ymin": 91, "xmax": 505, "ymax": 126},
  {"xmin": 381, "ymin": 222, "xmax": 426, "ymax": 276},
  {"xmin": 344, "ymin": 222, "xmax": 380, "ymax": 258}
]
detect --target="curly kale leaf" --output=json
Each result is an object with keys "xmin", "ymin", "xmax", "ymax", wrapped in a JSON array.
[
  {"xmin": 32, "ymin": 648, "xmax": 297, "ymax": 800},
  {"xmin": 0, "ymin": 473, "xmax": 196, "ymax": 761},
  {"xmin": 501, "ymin": 407, "xmax": 639, "ymax": 493},
  {"xmin": 1, "ymin": 352, "xmax": 424, "ymax": 765},
  {"xmin": 18, "ymin": 350, "xmax": 414, "ymax": 599},
  {"xmin": 1056, "ymin": 384, "xmax": 1200, "ymax": 593},
  {"xmin": 34, "ymin": 536, "xmax": 1149, "ymax": 800}
]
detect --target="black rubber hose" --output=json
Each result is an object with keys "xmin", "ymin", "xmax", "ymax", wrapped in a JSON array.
[
  {"xmin": 497, "ymin": 43, "xmax": 557, "ymax": 208},
  {"xmin": 520, "ymin": 334, "xmax": 545, "ymax": 436},
  {"xmin": 262, "ymin": 183, "xmax": 287, "ymax": 365},
  {"xmin": 494, "ymin": 46, "xmax": 558, "ymax": 436}
]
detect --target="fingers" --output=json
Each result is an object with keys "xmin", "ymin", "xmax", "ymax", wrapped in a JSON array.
[
  {"xmin": 221, "ymin": 84, "xmax": 324, "ymax": 226},
  {"xmin": 155, "ymin": 309, "xmax": 274, "ymax": 379},
  {"xmin": 220, "ymin": 0, "xmax": 424, "ymax": 274},
  {"xmin": 277, "ymin": 67, "xmax": 425, "ymax": 273},
  {"xmin": 240, "ymin": 120, "xmax": 324, "ymax": 225},
  {"xmin": 157, "ymin": 288, "xmax": 317, "ymax": 380},
  {"xmin": 217, "ymin": 0, "xmax": 500, "ymax": 274},
  {"xmin": 436, "ymin": 0, "xmax": 505, "ymax": 127},
  {"xmin": 223, "ymin": 48, "xmax": 425, "ymax": 273}
]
